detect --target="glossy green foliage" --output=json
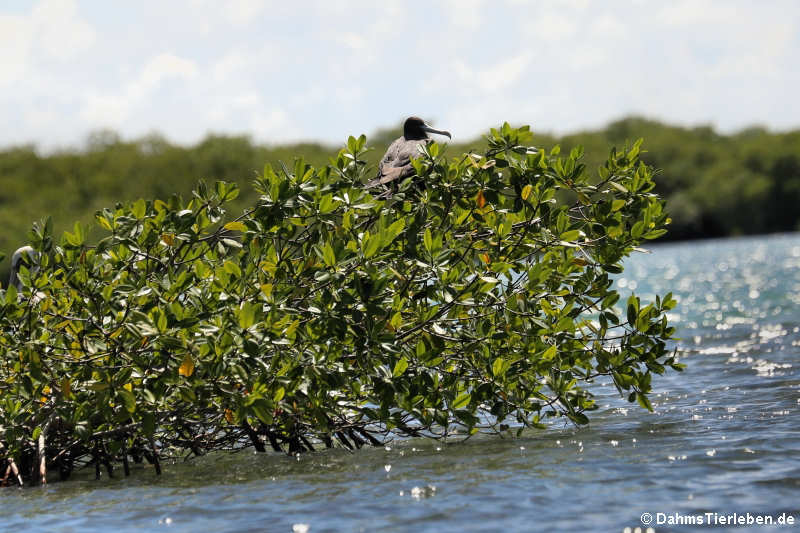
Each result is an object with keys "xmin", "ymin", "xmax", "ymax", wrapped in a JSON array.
[{"xmin": 0, "ymin": 125, "xmax": 679, "ymax": 483}]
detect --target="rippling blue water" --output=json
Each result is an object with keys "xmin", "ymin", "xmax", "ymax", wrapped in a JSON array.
[{"xmin": 3, "ymin": 234, "xmax": 799, "ymax": 532}]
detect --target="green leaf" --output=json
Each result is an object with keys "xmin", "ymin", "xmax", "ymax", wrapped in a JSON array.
[
  {"xmin": 117, "ymin": 388, "xmax": 136, "ymax": 413},
  {"xmin": 568, "ymin": 412, "xmax": 589, "ymax": 425},
  {"xmin": 363, "ymin": 233, "xmax": 381, "ymax": 259},
  {"xmin": 521, "ymin": 184, "xmax": 533, "ymax": 200},
  {"xmin": 96, "ymin": 213, "xmax": 113, "ymax": 230},
  {"xmin": 238, "ymin": 302, "xmax": 257, "ymax": 330},
  {"xmin": 386, "ymin": 219, "xmax": 405, "ymax": 241},
  {"xmin": 560, "ymin": 229, "xmax": 581, "ymax": 241},
  {"xmin": 452, "ymin": 393, "xmax": 471, "ymax": 409},
  {"xmin": 251, "ymin": 399, "xmax": 273, "ymax": 425},
  {"xmin": 541, "ymin": 345, "xmax": 557, "ymax": 361},
  {"xmin": 156, "ymin": 310, "xmax": 167, "ymax": 333},
  {"xmin": 392, "ymin": 357, "xmax": 409, "ymax": 377},
  {"xmin": 319, "ymin": 194, "xmax": 338, "ymax": 214},
  {"xmin": 492, "ymin": 357, "xmax": 509, "ymax": 378},
  {"xmin": 609, "ymin": 181, "xmax": 628, "ymax": 194},
  {"xmin": 627, "ymin": 295, "xmax": 639, "ymax": 326},
  {"xmin": 644, "ymin": 229, "xmax": 667, "ymax": 240},
  {"xmin": 132, "ymin": 198, "xmax": 146, "ymax": 219},
  {"xmin": 322, "ymin": 242, "xmax": 336, "ymax": 267},
  {"xmin": 224, "ymin": 221, "xmax": 247, "ymax": 232},
  {"xmin": 285, "ymin": 319, "xmax": 300, "ymax": 339},
  {"xmin": 223, "ymin": 260, "xmax": 242, "ymax": 278},
  {"xmin": 273, "ymin": 386, "xmax": 285, "ymax": 403},
  {"xmin": 631, "ymin": 221, "xmax": 644, "ymax": 239},
  {"xmin": 423, "ymin": 228, "xmax": 433, "ymax": 253},
  {"xmin": 636, "ymin": 392, "xmax": 653, "ymax": 412},
  {"xmin": 390, "ymin": 311, "xmax": 403, "ymax": 329}
]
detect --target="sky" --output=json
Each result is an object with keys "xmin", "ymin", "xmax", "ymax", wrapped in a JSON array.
[{"xmin": 1, "ymin": 0, "xmax": 798, "ymax": 150}]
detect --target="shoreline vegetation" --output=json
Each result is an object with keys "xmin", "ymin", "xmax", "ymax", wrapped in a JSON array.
[
  {"xmin": 0, "ymin": 124, "xmax": 679, "ymax": 485},
  {"xmin": 0, "ymin": 116, "xmax": 798, "ymax": 278}
]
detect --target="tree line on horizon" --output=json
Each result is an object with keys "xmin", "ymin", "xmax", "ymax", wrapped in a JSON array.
[{"xmin": 0, "ymin": 116, "xmax": 798, "ymax": 280}]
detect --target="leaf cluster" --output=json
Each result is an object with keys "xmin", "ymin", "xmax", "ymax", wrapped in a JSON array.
[{"xmin": 0, "ymin": 125, "xmax": 679, "ymax": 484}]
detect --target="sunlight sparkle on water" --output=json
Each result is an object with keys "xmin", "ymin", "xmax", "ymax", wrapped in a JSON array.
[{"xmin": 4, "ymin": 235, "xmax": 800, "ymax": 533}]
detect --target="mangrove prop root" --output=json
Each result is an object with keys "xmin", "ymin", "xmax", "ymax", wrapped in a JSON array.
[
  {"xmin": 94, "ymin": 443, "xmax": 101, "ymax": 481},
  {"xmin": 243, "ymin": 423, "xmax": 266, "ymax": 453},
  {"xmin": 38, "ymin": 432, "xmax": 47, "ymax": 485},
  {"xmin": 131, "ymin": 441, "xmax": 143, "ymax": 464},
  {"xmin": 2, "ymin": 462, "xmax": 12, "ymax": 486},
  {"xmin": 288, "ymin": 437, "xmax": 305, "ymax": 455},
  {"xmin": 356, "ymin": 428, "xmax": 382, "ymax": 447},
  {"xmin": 265, "ymin": 431, "xmax": 283, "ymax": 453},
  {"xmin": 58, "ymin": 451, "xmax": 72, "ymax": 481},
  {"xmin": 9, "ymin": 459, "xmax": 23, "ymax": 487},
  {"xmin": 347, "ymin": 429, "xmax": 365, "ymax": 449},
  {"xmin": 149, "ymin": 438, "xmax": 161, "ymax": 476},
  {"xmin": 122, "ymin": 443, "xmax": 130, "ymax": 477},
  {"xmin": 103, "ymin": 453, "xmax": 114, "ymax": 478},
  {"xmin": 335, "ymin": 431, "xmax": 353, "ymax": 450},
  {"xmin": 299, "ymin": 435, "xmax": 315, "ymax": 452}
]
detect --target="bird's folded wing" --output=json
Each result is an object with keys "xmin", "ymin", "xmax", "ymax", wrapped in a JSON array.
[{"xmin": 364, "ymin": 166, "xmax": 411, "ymax": 188}]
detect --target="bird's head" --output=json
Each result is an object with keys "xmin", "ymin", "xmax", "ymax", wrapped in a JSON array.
[{"xmin": 403, "ymin": 116, "xmax": 451, "ymax": 141}]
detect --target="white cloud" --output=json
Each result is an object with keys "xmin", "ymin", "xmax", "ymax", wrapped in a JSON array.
[
  {"xmin": 1, "ymin": 0, "xmax": 799, "ymax": 149},
  {"xmin": 138, "ymin": 54, "xmax": 198, "ymax": 93},
  {"xmin": 80, "ymin": 53, "xmax": 198, "ymax": 127},
  {"xmin": 590, "ymin": 13, "xmax": 628, "ymax": 39},
  {"xmin": 249, "ymin": 108, "xmax": 303, "ymax": 142},
  {"xmin": 482, "ymin": 53, "xmax": 531, "ymax": 90},
  {"xmin": 0, "ymin": 14, "xmax": 31, "ymax": 86},
  {"xmin": 527, "ymin": 9, "xmax": 578, "ymax": 42},
  {"xmin": 212, "ymin": 51, "xmax": 250, "ymax": 83},
  {"xmin": 334, "ymin": 32, "xmax": 369, "ymax": 51},
  {"xmin": 225, "ymin": 0, "xmax": 268, "ymax": 25},
  {"xmin": 0, "ymin": 0, "xmax": 94, "ymax": 87},
  {"xmin": 33, "ymin": 0, "xmax": 95, "ymax": 60},
  {"xmin": 188, "ymin": 0, "xmax": 267, "ymax": 26},
  {"xmin": 441, "ymin": 0, "xmax": 485, "ymax": 29}
]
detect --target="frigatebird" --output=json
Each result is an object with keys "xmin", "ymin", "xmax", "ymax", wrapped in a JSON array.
[{"xmin": 364, "ymin": 116, "xmax": 451, "ymax": 192}]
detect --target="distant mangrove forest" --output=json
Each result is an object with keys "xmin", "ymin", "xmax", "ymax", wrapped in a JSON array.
[{"xmin": 1, "ymin": 116, "xmax": 798, "ymax": 278}]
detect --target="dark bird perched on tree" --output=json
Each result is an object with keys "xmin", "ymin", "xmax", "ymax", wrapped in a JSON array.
[{"xmin": 365, "ymin": 116, "xmax": 451, "ymax": 193}]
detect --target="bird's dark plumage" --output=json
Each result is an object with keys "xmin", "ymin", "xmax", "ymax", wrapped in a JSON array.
[{"xmin": 365, "ymin": 116, "xmax": 451, "ymax": 192}]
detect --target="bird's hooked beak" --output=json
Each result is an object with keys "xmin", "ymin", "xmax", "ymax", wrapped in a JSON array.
[{"xmin": 422, "ymin": 123, "xmax": 451, "ymax": 139}]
